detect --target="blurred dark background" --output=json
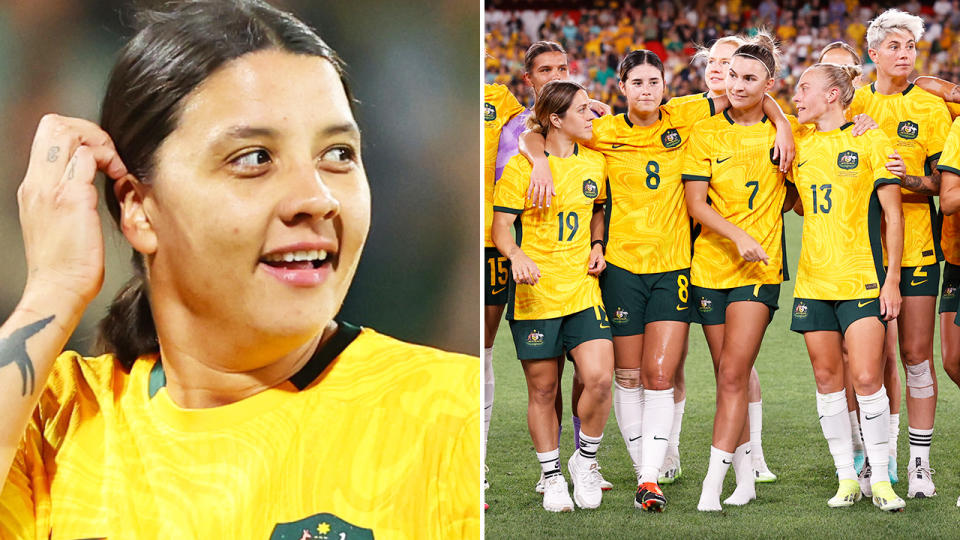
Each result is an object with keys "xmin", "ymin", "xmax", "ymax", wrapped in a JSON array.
[{"xmin": 0, "ymin": 0, "xmax": 480, "ymax": 355}]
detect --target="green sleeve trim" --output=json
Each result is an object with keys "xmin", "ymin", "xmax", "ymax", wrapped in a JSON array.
[
  {"xmin": 874, "ymin": 177, "xmax": 900, "ymax": 188},
  {"xmin": 937, "ymin": 164, "xmax": 960, "ymax": 176},
  {"xmin": 927, "ymin": 151, "xmax": 942, "ymax": 165},
  {"xmin": 493, "ymin": 205, "xmax": 522, "ymax": 215},
  {"xmin": 682, "ymin": 174, "xmax": 711, "ymax": 182}
]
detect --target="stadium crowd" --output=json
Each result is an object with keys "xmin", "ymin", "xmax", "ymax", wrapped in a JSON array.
[{"xmin": 485, "ymin": 0, "xmax": 960, "ymax": 112}]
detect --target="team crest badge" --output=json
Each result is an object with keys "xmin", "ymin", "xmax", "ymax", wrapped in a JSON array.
[
  {"xmin": 794, "ymin": 302, "xmax": 809, "ymax": 319},
  {"xmin": 698, "ymin": 298, "xmax": 713, "ymax": 313},
  {"xmin": 484, "ymin": 102, "xmax": 496, "ymax": 122},
  {"xmin": 612, "ymin": 307, "xmax": 629, "ymax": 324},
  {"xmin": 946, "ymin": 286, "xmax": 957, "ymax": 299},
  {"xmin": 768, "ymin": 147, "xmax": 780, "ymax": 166},
  {"xmin": 837, "ymin": 150, "xmax": 859, "ymax": 170},
  {"xmin": 527, "ymin": 329, "xmax": 544, "ymax": 346},
  {"xmin": 897, "ymin": 120, "xmax": 919, "ymax": 140},
  {"xmin": 270, "ymin": 513, "xmax": 373, "ymax": 540},
  {"xmin": 661, "ymin": 128, "xmax": 681, "ymax": 148},
  {"xmin": 583, "ymin": 178, "xmax": 599, "ymax": 199}
]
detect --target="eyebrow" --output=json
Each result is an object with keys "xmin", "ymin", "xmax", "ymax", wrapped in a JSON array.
[{"xmin": 214, "ymin": 122, "xmax": 361, "ymax": 144}]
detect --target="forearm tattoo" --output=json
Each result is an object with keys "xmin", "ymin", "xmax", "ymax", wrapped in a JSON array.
[
  {"xmin": 901, "ymin": 173, "xmax": 941, "ymax": 196},
  {"xmin": 0, "ymin": 316, "xmax": 54, "ymax": 396}
]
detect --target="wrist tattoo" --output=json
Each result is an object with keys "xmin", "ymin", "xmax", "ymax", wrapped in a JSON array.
[{"xmin": 0, "ymin": 315, "xmax": 54, "ymax": 396}]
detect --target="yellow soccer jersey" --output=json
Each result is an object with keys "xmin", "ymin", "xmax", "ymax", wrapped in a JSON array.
[
  {"xmin": 938, "ymin": 116, "xmax": 960, "ymax": 265},
  {"xmin": 590, "ymin": 95, "xmax": 716, "ymax": 274},
  {"xmin": 484, "ymin": 83, "xmax": 525, "ymax": 247},
  {"xmin": 0, "ymin": 324, "xmax": 481, "ymax": 539},
  {"xmin": 682, "ymin": 111, "xmax": 787, "ymax": 289},
  {"xmin": 848, "ymin": 83, "xmax": 951, "ymax": 266},
  {"xmin": 494, "ymin": 145, "xmax": 607, "ymax": 320},
  {"xmin": 793, "ymin": 124, "xmax": 900, "ymax": 299},
  {"xmin": 666, "ymin": 91, "xmax": 709, "ymax": 105}
]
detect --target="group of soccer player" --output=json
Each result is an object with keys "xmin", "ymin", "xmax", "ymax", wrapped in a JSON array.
[{"xmin": 484, "ymin": 7, "xmax": 960, "ymax": 514}]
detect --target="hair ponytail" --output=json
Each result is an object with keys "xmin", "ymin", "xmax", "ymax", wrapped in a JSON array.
[{"xmin": 95, "ymin": 255, "xmax": 158, "ymax": 369}]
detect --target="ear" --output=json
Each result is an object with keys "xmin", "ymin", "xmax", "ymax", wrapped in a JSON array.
[
  {"xmin": 549, "ymin": 112, "xmax": 562, "ymax": 130},
  {"xmin": 867, "ymin": 48, "xmax": 878, "ymax": 64},
  {"xmin": 764, "ymin": 77, "xmax": 775, "ymax": 93},
  {"xmin": 113, "ymin": 174, "xmax": 158, "ymax": 256},
  {"xmin": 523, "ymin": 72, "xmax": 532, "ymax": 88},
  {"xmin": 618, "ymin": 79, "xmax": 626, "ymax": 95},
  {"xmin": 826, "ymin": 86, "xmax": 840, "ymax": 104}
]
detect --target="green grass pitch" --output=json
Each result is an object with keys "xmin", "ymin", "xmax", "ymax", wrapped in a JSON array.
[{"xmin": 485, "ymin": 212, "xmax": 960, "ymax": 538}]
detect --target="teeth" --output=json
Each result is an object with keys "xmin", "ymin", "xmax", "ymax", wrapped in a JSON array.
[{"xmin": 263, "ymin": 249, "xmax": 328, "ymax": 263}]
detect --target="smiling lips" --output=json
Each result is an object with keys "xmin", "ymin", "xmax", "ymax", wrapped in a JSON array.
[{"xmin": 259, "ymin": 247, "xmax": 335, "ymax": 287}]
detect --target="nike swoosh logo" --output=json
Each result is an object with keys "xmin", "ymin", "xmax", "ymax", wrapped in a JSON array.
[
  {"xmin": 654, "ymin": 436, "xmax": 667, "ymax": 441},
  {"xmin": 745, "ymin": 449, "xmax": 751, "ymax": 454},
  {"xmin": 612, "ymin": 143, "xmax": 624, "ymax": 148},
  {"xmin": 717, "ymin": 156, "xmax": 732, "ymax": 163},
  {"xmin": 910, "ymin": 279, "xmax": 928, "ymax": 286},
  {"xmin": 629, "ymin": 435, "xmax": 642, "ymax": 442},
  {"xmin": 818, "ymin": 415, "xmax": 824, "ymax": 420},
  {"xmin": 492, "ymin": 287, "xmax": 506, "ymax": 295},
  {"xmin": 676, "ymin": 305, "xmax": 688, "ymax": 311},
  {"xmin": 865, "ymin": 413, "xmax": 882, "ymax": 420},
  {"xmin": 798, "ymin": 160, "xmax": 808, "ymax": 167},
  {"xmin": 858, "ymin": 299, "xmax": 876, "ymax": 308},
  {"xmin": 722, "ymin": 459, "xmax": 732, "ymax": 464}
]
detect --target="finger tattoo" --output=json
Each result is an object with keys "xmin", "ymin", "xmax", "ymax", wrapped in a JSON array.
[{"xmin": 47, "ymin": 146, "xmax": 60, "ymax": 162}]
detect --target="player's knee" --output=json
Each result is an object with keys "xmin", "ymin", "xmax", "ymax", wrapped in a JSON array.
[
  {"xmin": 904, "ymin": 359, "xmax": 936, "ymax": 399},
  {"xmin": 584, "ymin": 370, "xmax": 613, "ymax": 396},
  {"xmin": 716, "ymin": 367, "xmax": 747, "ymax": 395},
  {"xmin": 943, "ymin": 358, "xmax": 960, "ymax": 385},
  {"xmin": 643, "ymin": 371, "xmax": 673, "ymax": 391},
  {"xmin": 614, "ymin": 368, "xmax": 641, "ymax": 389},
  {"xmin": 528, "ymin": 381, "xmax": 558, "ymax": 404},
  {"xmin": 851, "ymin": 370, "xmax": 882, "ymax": 394}
]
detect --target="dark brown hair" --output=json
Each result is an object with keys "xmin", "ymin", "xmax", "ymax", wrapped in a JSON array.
[
  {"xmin": 523, "ymin": 40, "xmax": 566, "ymax": 73},
  {"xmin": 96, "ymin": 0, "xmax": 351, "ymax": 369},
  {"xmin": 733, "ymin": 30, "xmax": 781, "ymax": 79},
  {"xmin": 525, "ymin": 80, "xmax": 585, "ymax": 136},
  {"xmin": 618, "ymin": 49, "xmax": 664, "ymax": 82}
]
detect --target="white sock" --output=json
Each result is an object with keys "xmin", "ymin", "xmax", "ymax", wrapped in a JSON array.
[
  {"xmin": 748, "ymin": 400, "xmax": 767, "ymax": 469},
  {"xmin": 698, "ymin": 446, "xmax": 733, "ymax": 511},
  {"xmin": 484, "ymin": 347, "xmax": 494, "ymax": 462},
  {"xmin": 724, "ymin": 442, "xmax": 757, "ymax": 505},
  {"xmin": 908, "ymin": 427, "xmax": 932, "ymax": 463},
  {"xmin": 817, "ymin": 391, "xmax": 856, "ymax": 481},
  {"xmin": 849, "ymin": 410, "xmax": 864, "ymax": 452},
  {"xmin": 667, "ymin": 398, "xmax": 685, "ymax": 458},
  {"xmin": 857, "ymin": 387, "xmax": 890, "ymax": 485},
  {"xmin": 578, "ymin": 431, "xmax": 603, "ymax": 466},
  {"xmin": 537, "ymin": 448, "xmax": 562, "ymax": 479},
  {"xmin": 639, "ymin": 388, "xmax": 675, "ymax": 483},
  {"xmin": 889, "ymin": 413, "xmax": 899, "ymax": 459},
  {"xmin": 613, "ymin": 381, "xmax": 644, "ymax": 478}
]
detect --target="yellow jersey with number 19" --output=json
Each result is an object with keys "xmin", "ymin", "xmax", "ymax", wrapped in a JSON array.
[
  {"xmin": 484, "ymin": 84, "xmax": 525, "ymax": 247},
  {"xmin": 590, "ymin": 95, "xmax": 716, "ymax": 274},
  {"xmin": 848, "ymin": 83, "xmax": 951, "ymax": 266},
  {"xmin": 937, "ymin": 116, "xmax": 960, "ymax": 265},
  {"xmin": 0, "ymin": 324, "xmax": 481, "ymax": 539},
  {"xmin": 494, "ymin": 144, "xmax": 607, "ymax": 320},
  {"xmin": 682, "ymin": 111, "xmax": 787, "ymax": 289},
  {"xmin": 793, "ymin": 124, "xmax": 900, "ymax": 299}
]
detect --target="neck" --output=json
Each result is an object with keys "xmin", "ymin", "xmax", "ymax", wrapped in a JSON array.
[
  {"xmin": 707, "ymin": 89, "xmax": 724, "ymax": 98},
  {"xmin": 728, "ymin": 101, "xmax": 764, "ymax": 125},
  {"xmin": 545, "ymin": 130, "xmax": 576, "ymax": 157},
  {"xmin": 876, "ymin": 73, "xmax": 909, "ymax": 95},
  {"xmin": 814, "ymin": 106, "xmax": 846, "ymax": 132},
  {"xmin": 627, "ymin": 106, "xmax": 659, "ymax": 127},
  {"xmin": 152, "ymin": 298, "xmax": 338, "ymax": 408}
]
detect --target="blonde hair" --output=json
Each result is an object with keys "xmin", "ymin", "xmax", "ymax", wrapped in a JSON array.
[
  {"xmin": 693, "ymin": 35, "xmax": 747, "ymax": 63},
  {"xmin": 818, "ymin": 41, "xmax": 861, "ymax": 66},
  {"xmin": 866, "ymin": 9, "xmax": 924, "ymax": 50},
  {"xmin": 806, "ymin": 63, "xmax": 863, "ymax": 108}
]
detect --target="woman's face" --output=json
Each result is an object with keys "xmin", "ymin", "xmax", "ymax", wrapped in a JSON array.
[
  {"xmin": 793, "ymin": 68, "xmax": 831, "ymax": 125},
  {"xmin": 140, "ymin": 49, "xmax": 370, "ymax": 347},
  {"xmin": 554, "ymin": 89, "xmax": 595, "ymax": 142},
  {"xmin": 869, "ymin": 28, "xmax": 916, "ymax": 80},
  {"xmin": 705, "ymin": 41, "xmax": 739, "ymax": 94},
  {"xmin": 726, "ymin": 55, "xmax": 773, "ymax": 110},
  {"xmin": 619, "ymin": 63, "xmax": 664, "ymax": 115}
]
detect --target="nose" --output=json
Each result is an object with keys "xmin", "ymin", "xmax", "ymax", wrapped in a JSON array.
[{"xmin": 278, "ymin": 166, "xmax": 341, "ymax": 224}]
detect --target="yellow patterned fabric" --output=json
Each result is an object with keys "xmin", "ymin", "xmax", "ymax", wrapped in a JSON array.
[
  {"xmin": 665, "ymin": 91, "xmax": 708, "ymax": 105},
  {"xmin": 848, "ymin": 83, "xmax": 951, "ymax": 266},
  {"xmin": 0, "ymin": 326, "xmax": 481, "ymax": 539},
  {"xmin": 682, "ymin": 111, "xmax": 787, "ymax": 288},
  {"xmin": 484, "ymin": 83, "xmax": 525, "ymax": 247},
  {"xmin": 590, "ymin": 95, "xmax": 715, "ymax": 274},
  {"xmin": 494, "ymin": 145, "xmax": 607, "ymax": 320},
  {"xmin": 938, "ymin": 116, "xmax": 960, "ymax": 265},
  {"xmin": 793, "ymin": 124, "xmax": 899, "ymax": 299}
]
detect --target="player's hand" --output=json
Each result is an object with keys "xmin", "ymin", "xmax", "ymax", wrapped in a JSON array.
[
  {"xmin": 18, "ymin": 114, "xmax": 128, "ymax": 306},
  {"xmin": 509, "ymin": 249, "xmax": 541, "ymax": 285},
  {"xmin": 526, "ymin": 158, "xmax": 555, "ymax": 208},
  {"xmin": 734, "ymin": 231, "xmax": 769, "ymax": 265},
  {"xmin": 587, "ymin": 244, "xmax": 605, "ymax": 276},
  {"xmin": 878, "ymin": 281, "xmax": 901, "ymax": 321},
  {"xmin": 851, "ymin": 113, "xmax": 878, "ymax": 136},
  {"xmin": 588, "ymin": 99, "xmax": 612, "ymax": 117},
  {"xmin": 772, "ymin": 125, "xmax": 795, "ymax": 173},
  {"xmin": 886, "ymin": 151, "xmax": 906, "ymax": 179}
]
